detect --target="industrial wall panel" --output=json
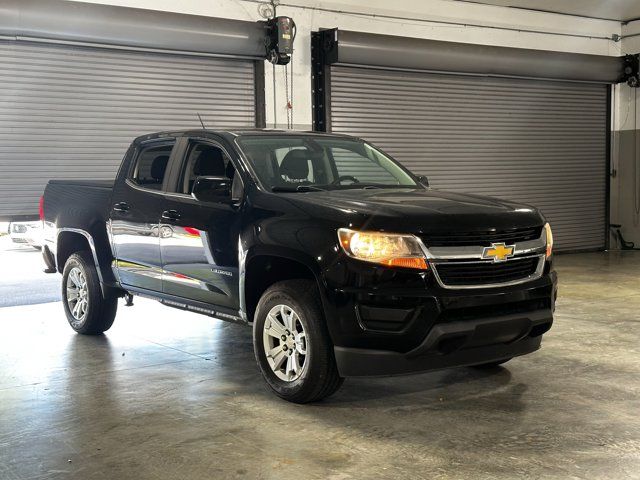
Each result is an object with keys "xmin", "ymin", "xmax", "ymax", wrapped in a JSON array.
[
  {"xmin": 0, "ymin": 40, "xmax": 257, "ymax": 219},
  {"xmin": 329, "ymin": 66, "xmax": 607, "ymax": 251}
]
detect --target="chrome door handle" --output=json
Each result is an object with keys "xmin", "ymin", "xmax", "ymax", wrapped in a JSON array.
[
  {"xmin": 113, "ymin": 202, "xmax": 130, "ymax": 212},
  {"xmin": 161, "ymin": 210, "xmax": 181, "ymax": 221}
]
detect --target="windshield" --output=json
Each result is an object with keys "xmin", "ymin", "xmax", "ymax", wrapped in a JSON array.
[{"xmin": 235, "ymin": 135, "xmax": 418, "ymax": 191}]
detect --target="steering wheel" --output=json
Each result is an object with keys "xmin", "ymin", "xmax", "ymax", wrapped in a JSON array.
[{"xmin": 332, "ymin": 175, "xmax": 360, "ymax": 185}]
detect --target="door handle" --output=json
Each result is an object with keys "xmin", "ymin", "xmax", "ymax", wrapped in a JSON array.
[
  {"xmin": 161, "ymin": 209, "xmax": 181, "ymax": 221},
  {"xmin": 113, "ymin": 202, "xmax": 130, "ymax": 213}
]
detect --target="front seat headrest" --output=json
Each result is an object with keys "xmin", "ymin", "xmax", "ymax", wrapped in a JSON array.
[
  {"xmin": 280, "ymin": 149, "xmax": 310, "ymax": 180},
  {"xmin": 194, "ymin": 147, "xmax": 226, "ymax": 176},
  {"xmin": 150, "ymin": 155, "xmax": 169, "ymax": 182}
]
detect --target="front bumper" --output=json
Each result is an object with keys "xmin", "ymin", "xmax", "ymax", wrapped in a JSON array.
[
  {"xmin": 334, "ymin": 308, "xmax": 550, "ymax": 376},
  {"xmin": 322, "ymin": 258, "xmax": 557, "ymax": 377}
]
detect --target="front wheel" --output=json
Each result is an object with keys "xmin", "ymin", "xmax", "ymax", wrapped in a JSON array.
[
  {"xmin": 253, "ymin": 280, "xmax": 343, "ymax": 403},
  {"xmin": 62, "ymin": 251, "xmax": 117, "ymax": 335}
]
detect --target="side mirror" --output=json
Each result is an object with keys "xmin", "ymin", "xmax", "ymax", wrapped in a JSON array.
[
  {"xmin": 417, "ymin": 175, "xmax": 430, "ymax": 188},
  {"xmin": 192, "ymin": 176, "xmax": 232, "ymax": 203}
]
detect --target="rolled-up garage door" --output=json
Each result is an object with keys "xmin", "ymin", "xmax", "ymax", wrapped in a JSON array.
[
  {"xmin": 329, "ymin": 65, "xmax": 608, "ymax": 251},
  {"xmin": 0, "ymin": 40, "xmax": 259, "ymax": 219}
]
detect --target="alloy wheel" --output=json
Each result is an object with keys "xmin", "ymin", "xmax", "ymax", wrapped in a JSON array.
[
  {"xmin": 66, "ymin": 266, "xmax": 89, "ymax": 326},
  {"xmin": 262, "ymin": 304, "xmax": 308, "ymax": 382}
]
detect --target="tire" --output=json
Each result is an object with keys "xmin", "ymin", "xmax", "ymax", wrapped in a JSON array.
[
  {"xmin": 253, "ymin": 279, "xmax": 344, "ymax": 403},
  {"xmin": 470, "ymin": 358, "xmax": 512, "ymax": 369},
  {"xmin": 62, "ymin": 251, "xmax": 117, "ymax": 335}
]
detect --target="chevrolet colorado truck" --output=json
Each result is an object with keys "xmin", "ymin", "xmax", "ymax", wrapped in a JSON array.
[{"xmin": 43, "ymin": 129, "xmax": 557, "ymax": 403}]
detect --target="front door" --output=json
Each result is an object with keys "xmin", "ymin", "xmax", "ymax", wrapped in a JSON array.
[
  {"xmin": 110, "ymin": 140, "xmax": 174, "ymax": 291},
  {"xmin": 159, "ymin": 139, "xmax": 242, "ymax": 309}
]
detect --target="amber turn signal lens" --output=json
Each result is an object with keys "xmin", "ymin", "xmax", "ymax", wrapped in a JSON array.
[
  {"xmin": 382, "ymin": 257, "xmax": 428, "ymax": 270},
  {"xmin": 544, "ymin": 222, "xmax": 553, "ymax": 258}
]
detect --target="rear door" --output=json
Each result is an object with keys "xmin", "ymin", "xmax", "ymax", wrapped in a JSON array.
[
  {"xmin": 159, "ymin": 137, "xmax": 242, "ymax": 309},
  {"xmin": 110, "ymin": 139, "xmax": 175, "ymax": 291}
]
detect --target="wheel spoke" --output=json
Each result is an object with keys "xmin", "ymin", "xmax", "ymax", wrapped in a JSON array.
[
  {"xmin": 295, "ymin": 332, "xmax": 307, "ymax": 355},
  {"xmin": 69, "ymin": 269, "xmax": 79, "ymax": 288},
  {"xmin": 268, "ymin": 347, "xmax": 287, "ymax": 372},
  {"xmin": 281, "ymin": 305, "xmax": 295, "ymax": 331},
  {"xmin": 279, "ymin": 305, "xmax": 290, "ymax": 330},
  {"xmin": 67, "ymin": 287, "xmax": 79, "ymax": 301},
  {"xmin": 266, "ymin": 314, "xmax": 287, "ymax": 337},
  {"xmin": 287, "ymin": 352, "xmax": 300, "ymax": 378}
]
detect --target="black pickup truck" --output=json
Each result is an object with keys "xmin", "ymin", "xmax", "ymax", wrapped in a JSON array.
[{"xmin": 43, "ymin": 129, "xmax": 557, "ymax": 403}]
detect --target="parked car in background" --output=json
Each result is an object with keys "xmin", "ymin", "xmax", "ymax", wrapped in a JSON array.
[{"xmin": 8, "ymin": 221, "xmax": 43, "ymax": 250}]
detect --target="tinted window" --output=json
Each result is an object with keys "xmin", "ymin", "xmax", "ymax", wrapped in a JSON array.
[
  {"xmin": 177, "ymin": 142, "xmax": 235, "ymax": 194},
  {"xmin": 130, "ymin": 143, "xmax": 173, "ymax": 190},
  {"xmin": 236, "ymin": 135, "xmax": 417, "ymax": 191}
]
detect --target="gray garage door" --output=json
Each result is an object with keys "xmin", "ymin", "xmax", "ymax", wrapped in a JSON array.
[
  {"xmin": 329, "ymin": 66, "xmax": 608, "ymax": 251},
  {"xmin": 0, "ymin": 40, "xmax": 258, "ymax": 219}
]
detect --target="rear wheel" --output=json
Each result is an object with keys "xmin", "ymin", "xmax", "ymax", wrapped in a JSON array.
[
  {"xmin": 62, "ymin": 251, "xmax": 117, "ymax": 335},
  {"xmin": 253, "ymin": 280, "xmax": 343, "ymax": 403}
]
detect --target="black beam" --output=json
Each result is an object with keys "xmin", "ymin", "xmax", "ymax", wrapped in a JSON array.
[
  {"xmin": 311, "ymin": 29, "xmax": 338, "ymax": 132},
  {"xmin": 254, "ymin": 60, "xmax": 266, "ymax": 128}
]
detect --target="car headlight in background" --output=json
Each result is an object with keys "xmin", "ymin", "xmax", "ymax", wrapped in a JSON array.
[
  {"xmin": 544, "ymin": 222, "xmax": 553, "ymax": 258},
  {"xmin": 337, "ymin": 228, "xmax": 428, "ymax": 269}
]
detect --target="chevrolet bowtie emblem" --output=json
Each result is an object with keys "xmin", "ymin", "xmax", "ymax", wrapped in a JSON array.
[{"xmin": 482, "ymin": 242, "xmax": 515, "ymax": 262}]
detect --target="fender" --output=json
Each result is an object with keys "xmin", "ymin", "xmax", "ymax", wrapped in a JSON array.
[
  {"xmin": 56, "ymin": 228, "xmax": 118, "ymax": 293},
  {"xmin": 238, "ymin": 242, "xmax": 324, "ymax": 322}
]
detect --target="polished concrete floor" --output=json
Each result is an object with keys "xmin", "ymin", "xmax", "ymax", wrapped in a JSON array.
[{"xmin": 1, "ymin": 252, "xmax": 639, "ymax": 479}]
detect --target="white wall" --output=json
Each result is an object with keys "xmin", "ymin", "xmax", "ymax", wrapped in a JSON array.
[{"xmin": 611, "ymin": 19, "xmax": 640, "ymax": 246}]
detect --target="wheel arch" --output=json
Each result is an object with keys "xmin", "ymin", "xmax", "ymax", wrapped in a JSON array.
[
  {"xmin": 242, "ymin": 248, "xmax": 325, "ymax": 324},
  {"xmin": 56, "ymin": 229, "xmax": 105, "ymax": 283}
]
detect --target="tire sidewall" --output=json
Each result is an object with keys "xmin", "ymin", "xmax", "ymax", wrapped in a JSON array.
[{"xmin": 253, "ymin": 283, "xmax": 326, "ymax": 399}]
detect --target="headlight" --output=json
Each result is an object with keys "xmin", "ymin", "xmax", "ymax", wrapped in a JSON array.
[
  {"xmin": 337, "ymin": 228, "xmax": 428, "ymax": 269},
  {"xmin": 544, "ymin": 222, "xmax": 553, "ymax": 258}
]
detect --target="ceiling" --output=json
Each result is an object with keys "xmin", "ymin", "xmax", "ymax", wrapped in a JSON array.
[{"xmin": 459, "ymin": 0, "xmax": 640, "ymax": 22}]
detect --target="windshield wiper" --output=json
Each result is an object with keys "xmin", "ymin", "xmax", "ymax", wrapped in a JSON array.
[{"xmin": 271, "ymin": 185, "xmax": 326, "ymax": 193}]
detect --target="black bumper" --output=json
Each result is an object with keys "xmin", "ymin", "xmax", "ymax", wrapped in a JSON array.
[
  {"xmin": 322, "ymin": 263, "xmax": 557, "ymax": 377},
  {"xmin": 334, "ymin": 308, "xmax": 551, "ymax": 376}
]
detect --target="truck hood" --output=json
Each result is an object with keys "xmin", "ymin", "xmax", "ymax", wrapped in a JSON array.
[{"xmin": 284, "ymin": 188, "xmax": 544, "ymax": 234}]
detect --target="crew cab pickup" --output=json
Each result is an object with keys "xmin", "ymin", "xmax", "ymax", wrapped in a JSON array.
[{"xmin": 43, "ymin": 129, "xmax": 557, "ymax": 403}]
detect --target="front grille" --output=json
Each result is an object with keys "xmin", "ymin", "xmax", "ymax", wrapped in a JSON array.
[
  {"xmin": 434, "ymin": 256, "xmax": 540, "ymax": 287},
  {"xmin": 424, "ymin": 227, "xmax": 542, "ymax": 247}
]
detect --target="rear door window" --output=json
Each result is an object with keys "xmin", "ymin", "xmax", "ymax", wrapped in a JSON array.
[{"xmin": 129, "ymin": 143, "xmax": 174, "ymax": 190}]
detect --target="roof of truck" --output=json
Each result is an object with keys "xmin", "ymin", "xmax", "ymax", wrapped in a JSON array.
[{"xmin": 133, "ymin": 129, "xmax": 354, "ymax": 144}]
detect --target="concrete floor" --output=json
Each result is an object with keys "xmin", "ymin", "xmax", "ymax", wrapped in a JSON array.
[
  {"xmin": 0, "ymin": 236, "xmax": 60, "ymax": 307},
  {"xmin": 1, "ymin": 252, "xmax": 639, "ymax": 479}
]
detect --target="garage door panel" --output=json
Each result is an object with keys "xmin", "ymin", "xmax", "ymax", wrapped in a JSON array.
[
  {"xmin": 330, "ymin": 66, "xmax": 607, "ymax": 251},
  {"xmin": 0, "ymin": 40, "xmax": 257, "ymax": 219}
]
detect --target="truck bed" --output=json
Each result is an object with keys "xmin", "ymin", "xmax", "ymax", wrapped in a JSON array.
[
  {"xmin": 44, "ymin": 179, "xmax": 114, "ymax": 228},
  {"xmin": 43, "ymin": 178, "xmax": 117, "ymax": 282}
]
